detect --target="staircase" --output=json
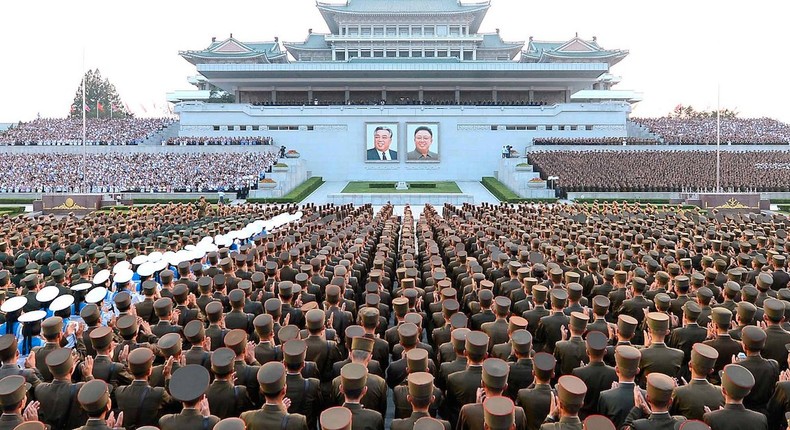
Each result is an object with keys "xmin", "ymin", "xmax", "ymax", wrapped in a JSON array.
[
  {"xmin": 627, "ymin": 120, "xmax": 662, "ymax": 143},
  {"xmin": 138, "ymin": 121, "xmax": 180, "ymax": 146},
  {"xmin": 496, "ymin": 158, "xmax": 556, "ymax": 199}
]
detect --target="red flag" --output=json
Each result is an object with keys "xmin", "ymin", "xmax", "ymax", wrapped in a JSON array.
[
  {"xmin": 84, "ymin": 104, "xmax": 91, "ymax": 112},
  {"xmin": 70, "ymin": 105, "xmax": 76, "ymax": 113},
  {"xmin": 97, "ymin": 102, "xmax": 104, "ymax": 112}
]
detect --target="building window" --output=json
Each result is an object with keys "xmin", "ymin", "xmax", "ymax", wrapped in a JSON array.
[
  {"xmin": 386, "ymin": 26, "xmax": 396, "ymax": 36},
  {"xmin": 348, "ymin": 50, "xmax": 359, "ymax": 58},
  {"xmin": 437, "ymin": 50, "xmax": 448, "ymax": 57},
  {"xmin": 373, "ymin": 27, "xmax": 384, "ymax": 36},
  {"xmin": 450, "ymin": 50, "xmax": 461, "ymax": 59},
  {"xmin": 213, "ymin": 126, "xmax": 220, "ymax": 131},
  {"xmin": 336, "ymin": 51, "xmax": 346, "ymax": 61},
  {"xmin": 413, "ymin": 50, "xmax": 423, "ymax": 57},
  {"xmin": 252, "ymin": 126, "xmax": 259, "ymax": 131},
  {"xmin": 386, "ymin": 50, "xmax": 396, "ymax": 57},
  {"xmin": 399, "ymin": 49, "xmax": 409, "ymax": 57},
  {"xmin": 373, "ymin": 50, "xmax": 384, "ymax": 58},
  {"xmin": 361, "ymin": 27, "xmax": 371, "ymax": 36},
  {"xmin": 413, "ymin": 27, "xmax": 422, "ymax": 36},
  {"xmin": 348, "ymin": 27, "xmax": 358, "ymax": 36},
  {"xmin": 449, "ymin": 26, "xmax": 460, "ymax": 36},
  {"xmin": 424, "ymin": 26, "xmax": 435, "ymax": 36},
  {"xmin": 425, "ymin": 50, "xmax": 435, "ymax": 57},
  {"xmin": 361, "ymin": 50, "xmax": 372, "ymax": 57},
  {"xmin": 463, "ymin": 51, "xmax": 473, "ymax": 61},
  {"xmin": 399, "ymin": 26, "xmax": 409, "ymax": 36}
]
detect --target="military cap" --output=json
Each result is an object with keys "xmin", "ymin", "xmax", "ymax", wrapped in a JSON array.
[
  {"xmin": 765, "ymin": 298, "xmax": 786, "ymax": 321},
  {"xmin": 351, "ymin": 336, "xmax": 374, "ymax": 354},
  {"xmin": 253, "ymin": 314, "xmax": 274, "ymax": 337},
  {"xmin": 89, "ymin": 326, "xmax": 113, "ymax": 351},
  {"xmin": 483, "ymin": 396, "xmax": 515, "ymax": 430},
  {"xmin": 345, "ymin": 325, "xmax": 365, "ymax": 342},
  {"xmin": 583, "ymin": 415, "xmax": 616, "ymax": 430},
  {"xmin": 0, "ymin": 375, "xmax": 28, "ymax": 407},
  {"xmin": 303, "ymin": 309, "xmax": 324, "ymax": 331},
  {"xmin": 615, "ymin": 345, "xmax": 641, "ymax": 374},
  {"xmin": 741, "ymin": 285, "xmax": 758, "ymax": 302},
  {"xmin": 585, "ymin": 331, "xmax": 608, "ymax": 352},
  {"xmin": 45, "ymin": 348, "xmax": 73, "ymax": 376},
  {"xmin": 774, "ymin": 254, "xmax": 786, "ymax": 266},
  {"xmin": 592, "ymin": 296, "xmax": 610, "ymax": 315},
  {"xmin": 683, "ymin": 301, "xmax": 702, "ymax": 321},
  {"xmin": 321, "ymin": 407, "xmax": 353, "ymax": 430},
  {"xmin": 441, "ymin": 299, "xmax": 460, "ymax": 318},
  {"xmin": 406, "ymin": 348, "xmax": 429, "ymax": 372},
  {"xmin": 533, "ymin": 352, "xmax": 556, "ymax": 378},
  {"xmin": 550, "ymin": 289, "xmax": 568, "ymax": 309},
  {"xmin": 116, "ymin": 315, "xmax": 138, "ymax": 337},
  {"xmin": 511, "ymin": 330, "xmax": 532, "ymax": 355},
  {"xmin": 465, "ymin": 331, "xmax": 490, "ymax": 357},
  {"xmin": 263, "ymin": 297, "xmax": 282, "ymax": 315},
  {"xmin": 736, "ymin": 301, "xmax": 757, "ymax": 324},
  {"xmin": 756, "ymin": 272, "xmax": 774, "ymax": 290},
  {"xmin": 451, "ymin": 328, "xmax": 470, "ymax": 352},
  {"xmin": 618, "ymin": 314, "xmax": 639, "ymax": 338},
  {"xmin": 482, "ymin": 358, "xmax": 509, "ymax": 390},
  {"xmin": 128, "ymin": 347, "xmax": 155, "ymax": 375},
  {"xmin": 211, "ymin": 347, "xmax": 237, "ymax": 375},
  {"xmin": 569, "ymin": 312, "xmax": 588, "ymax": 332},
  {"xmin": 677, "ymin": 421, "xmax": 711, "ymax": 430},
  {"xmin": 614, "ymin": 270, "xmax": 627, "ymax": 283},
  {"xmin": 532, "ymin": 285, "xmax": 548, "ymax": 303},
  {"xmin": 113, "ymin": 291, "xmax": 131, "ymax": 310},
  {"xmin": 360, "ymin": 307, "xmax": 380, "ymax": 327},
  {"xmin": 172, "ymin": 284, "xmax": 190, "ymax": 302},
  {"xmin": 41, "ymin": 316, "xmax": 63, "ymax": 337},
  {"xmin": 184, "ymin": 320, "xmax": 205, "ymax": 344},
  {"xmin": 153, "ymin": 297, "xmax": 173, "ymax": 317},
  {"xmin": 741, "ymin": 325, "xmax": 767, "ymax": 351},
  {"xmin": 80, "ymin": 303, "xmax": 101, "ymax": 325},
  {"xmin": 278, "ymin": 325, "xmax": 299, "ymax": 343},
  {"xmin": 0, "ymin": 335, "xmax": 17, "ymax": 358},
  {"xmin": 283, "ymin": 339, "xmax": 308, "ymax": 366},
  {"xmin": 340, "ymin": 362, "xmax": 368, "ymax": 392},
  {"xmin": 14, "ymin": 421, "xmax": 46, "ymax": 430},
  {"xmin": 228, "ymin": 289, "xmax": 245, "ymax": 306},
  {"xmin": 170, "ymin": 365, "xmax": 210, "ymax": 402},
  {"xmin": 77, "ymin": 379, "xmax": 111, "ymax": 414},
  {"xmin": 450, "ymin": 313, "xmax": 468, "ymax": 330},
  {"xmin": 407, "ymin": 372, "xmax": 434, "ymax": 399},
  {"xmin": 257, "ymin": 361, "xmax": 287, "ymax": 396},
  {"xmin": 557, "ymin": 375, "xmax": 587, "ymax": 406},
  {"xmin": 223, "ymin": 329, "xmax": 247, "ymax": 355},
  {"xmin": 691, "ymin": 343, "xmax": 718, "ymax": 371},
  {"xmin": 646, "ymin": 373, "xmax": 675, "ymax": 403},
  {"xmin": 157, "ymin": 333, "xmax": 181, "ymax": 357},
  {"xmin": 646, "ymin": 312, "xmax": 670, "ymax": 333},
  {"xmin": 723, "ymin": 281, "xmax": 740, "ymax": 296},
  {"xmin": 160, "ymin": 269, "xmax": 174, "ymax": 283},
  {"xmin": 711, "ymin": 308, "xmax": 732, "ymax": 326},
  {"xmin": 721, "ymin": 364, "xmax": 755, "ymax": 400},
  {"xmin": 398, "ymin": 322, "xmax": 419, "ymax": 347},
  {"xmin": 214, "ymin": 417, "xmax": 247, "ymax": 430}
]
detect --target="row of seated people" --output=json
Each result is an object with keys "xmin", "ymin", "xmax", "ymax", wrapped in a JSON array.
[
  {"xmin": 0, "ymin": 151, "xmax": 278, "ymax": 193},
  {"xmin": 528, "ymin": 150, "xmax": 790, "ymax": 192},
  {"xmin": 166, "ymin": 137, "xmax": 274, "ymax": 146},
  {"xmin": 0, "ymin": 118, "xmax": 175, "ymax": 146},
  {"xmin": 250, "ymin": 99, "xmax": 549, "ymax": 107},
  {"xmin": 632, "ymin": 116, "xmax": 790, "ymax": 145},
  {"xmin": 533, "ymin": 137, "xmax": 659, "ymax": 145}
]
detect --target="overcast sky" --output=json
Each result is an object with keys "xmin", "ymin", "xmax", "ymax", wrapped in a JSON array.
[{"xmin": 1, "ymin": 0, "xmax": 788, "ymax": 122}]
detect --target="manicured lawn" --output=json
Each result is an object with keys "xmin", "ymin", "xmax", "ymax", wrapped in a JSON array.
[{"xmin": 341, "ymin": 181, "xmax": 462, "ymax": 194}]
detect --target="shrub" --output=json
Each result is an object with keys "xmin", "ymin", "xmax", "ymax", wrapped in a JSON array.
[{"xmin": 247, "ymin": 177, "xmax": 324, "ymax": 203}]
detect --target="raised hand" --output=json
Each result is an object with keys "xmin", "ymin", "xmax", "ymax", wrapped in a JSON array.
[
  {"xmin": 81, "ymin": 356, "xmax": 94, "ymax": 377},
  {"xmin": 245, "ymin": 341, "xmax": 256, "ymax": 364},
  {"xmin": 283, "ymin": 397, "xmax": 292, "ymax": 410},
  {"xmin": 560, "ymin": 326, "xmax": 568, "ymax": 341},
  {"xmin": 197, "ymin": 397, "xmax": 211, "ymax": 417},
  {"xmin": 119, "ymin": 345, "xmax": 130, "ymax": 363},
  {"xmin": 24, "ymin": 351, "xmax": 36, "ymax": 369},
  {"xmin": 282, "ymin": 313, "xmax": 291, "ymax": 327},
  {"xmin": 22, "ymin": 400, "xmax": 39, "ymax": 421},
  {"xmin": 163, "ymin": 356, "xmax": 175, "ymax": 380},
  {"xmin": 107, "ymin": 411, "xmax": 124, "ymax": 429}
]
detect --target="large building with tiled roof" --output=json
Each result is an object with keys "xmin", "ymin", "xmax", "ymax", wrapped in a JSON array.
[{"xmin": 173, "ymin": 0, "xmax": 641, "ymax": 184}]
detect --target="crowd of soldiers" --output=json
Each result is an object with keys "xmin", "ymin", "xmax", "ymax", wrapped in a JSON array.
[
  {"xmin": 0, "ymin": 200, "xmax": 789, "ymax": 429},
  {"xmin": 529, "ymin": 150, "xmax": 790, "ymax": 192},
  {"xmin": 0, "ymin": 118, "xmax": 175, "ymax": 146}
]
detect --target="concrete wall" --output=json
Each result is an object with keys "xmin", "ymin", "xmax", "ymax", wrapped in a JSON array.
[{"xmin": 176, "ymin": 102, "xmax": 630, "ymax": 182}]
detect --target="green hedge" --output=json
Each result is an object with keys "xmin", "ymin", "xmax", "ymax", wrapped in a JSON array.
[
  {"xmin": 409, "ymin": 183, "xmax": 437, "ymax": 189},
  {"xmin": 772, "ymin": 199, "xmax": 790, "ymax": 204},
  {"xmin": 247, "ymin": 177, "xmax": 324, "ymax": 204},
  {"xmin": 0, "ymin": 198, "xmax": 35, "ymax": 204},
  {"xmin": 480, "ymin": 177, "xmax": 558, "ymax": 203},
  {"xmin": 368, "ymin": 183, "xmax": 395, "ymax": 189},
  {"xmin": 0, "ymin": 206, "xmax": 26, "ymax": 216},
  {"xmin": 132, "ymin": 197, "xmax": 220, "ymax": 204},
  {"xmin": 779, "ymin": 205, "xmax": 790, "ymax": 212}
]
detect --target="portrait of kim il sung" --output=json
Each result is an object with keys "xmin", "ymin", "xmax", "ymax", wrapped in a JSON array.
[
  {"xmin": 366, "ymin": 124, "xmax": 398, "ymax": 162},
  {"xmin": 406, "ymin": 124, "xmax": 439, "ymax": 162}
]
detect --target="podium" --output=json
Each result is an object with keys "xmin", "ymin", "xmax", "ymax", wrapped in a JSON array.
[{"xmin": 33, "ymin": 194, "xmax": 103, "ymax": 215}]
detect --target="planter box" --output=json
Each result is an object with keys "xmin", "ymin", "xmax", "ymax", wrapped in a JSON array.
[
  {"xmin": 515, "ymin": 166, "xmax": 532, "ymax": 172},
  {"xmin": 285, "ymin": 153, "xmax": 300, "ymax": 159},
  {"xmin": 527, "ymin": 181, "xmax": 547, "ymax": 189},
  {"xmin": 260, "ymin": 182, "xmax": 277, "ymax": 189},
  {"xmin": 273, "ymin": 166, "xmax": 289, "ymax": 172}
]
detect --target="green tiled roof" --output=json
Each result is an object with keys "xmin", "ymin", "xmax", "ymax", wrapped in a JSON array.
[
  {"xmin": 285, "ymin": 34, "xmax": 331, "ymax": 51},
  {"xmin": 479, "ymin": 33, "xmax": 523, "ymax": 50},
  {"xmin": 347, "ymin": 57, "xmax": 462, "ymax": 63},
  {"xmin": 317, "ymin": 0, "xmax": 490, "ymax": 13}
]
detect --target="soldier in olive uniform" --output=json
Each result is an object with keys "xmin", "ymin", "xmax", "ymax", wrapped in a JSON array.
[
  {"xmin": 445, "ymin": 331, "xmax": 489, "ymax": 428},
  {"xmin": 282, "ymin": 339, "xmax": 322, "ymax": 430},
  {"xmin": 114, "ymin": 347, "xmax": 175, "ymax": 428},
  {"xmin": 184, "ymin": 320, "xmax": 212, "ymax": 371},
  {"xmin": 554, "ymin": 312, "xmax": 589, "ymax": 377},
  {"xmin": 540, "ymin": 374, "xmax": 587, "ymax": 429},
  {"xmin": 392, "ymin": 348, "xmax": 442, "ymax": 419},
  {"xmin": 703, "ymin": 308, "xmax": 743, "ymax": 382},
  {"xmin": 517, "ymin": 352, "xmax": 555, "ymax": 430},
  {"xmin": 74, "ymin": 379, "xmax": 121, "ymax": 430},
  {"xmin": 338, "ymin": 362, "xmax": 384, "ymax": 430},
  {"xmin": 638, "ymin": 312, "xmax": 683, "ymax": 386},
  {"xmin": 598, "ymin": 345, "xmax": 643, "ymax": 429},
  {"xmin": 320, "ymin": 407, "xmax": 353, "ymax": 430},
  {"xmin": 737, "ymin": 325, "xmax": 779, "ymax": 413},
  {"xmin": 506, "ymin": 330, "xmax": 534, "ymax": 398},
  {"xmin": 703, "ymin": 364, "xmax": 768, "ymax": 430},
  {"xmin": 391, "ymin": 373, "xmax": 451, "ymax": 430},
  {"xmin": 88, "ymin": 326, "xmax": 132, "ymax": 388},
  {"xmin": 457, "ymin": 358, "xmax": 527, "ymax": 430},
  {"xmin": 207, "ymin": 347, "xmax": 254, "ymax": 419},
  {"xmin": 0, "ymin": 375, "xmax": 30, "ymax": 430},
  {"xmin": 571, "ymin": 331, "xmax": 616, "ymax": 419},
  {"xmin": 670, "ymin": 343, "xmax": 724, "ymax": 420},
  {"xmin": 622, "ymin": 373, "xmax": 686, "ymax": 430},
  {"xmin": 159, "ymin": 365, "xmax": 220, "ymax": 430},
  {"xmin": 240, "ymin": 362, "xmax": 308, "ymax": 430},
  {"xmin": 34, "ymin": 348, "xmax": 90, "ymax": 430}
]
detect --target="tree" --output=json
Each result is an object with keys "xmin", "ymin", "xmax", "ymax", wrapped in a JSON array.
[
  {"xmin": 70, "ymin": 69, "xmax": 132, "ymax": 119},
  {"xmin": 208, "ymin": 89, "xmax": 235, "ymax": 103},
  {"xmin": 668, "ymin": 104, "xmax": 738, "ymax": 120}
]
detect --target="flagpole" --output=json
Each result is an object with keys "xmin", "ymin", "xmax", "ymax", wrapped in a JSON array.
[
  {"xmin": 716, "ymin": 83, "xmax": 721, "ymax": 193},
  {"xmin": 82, "ymin": 51, "xmax": 86, "ymax": 147}
]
